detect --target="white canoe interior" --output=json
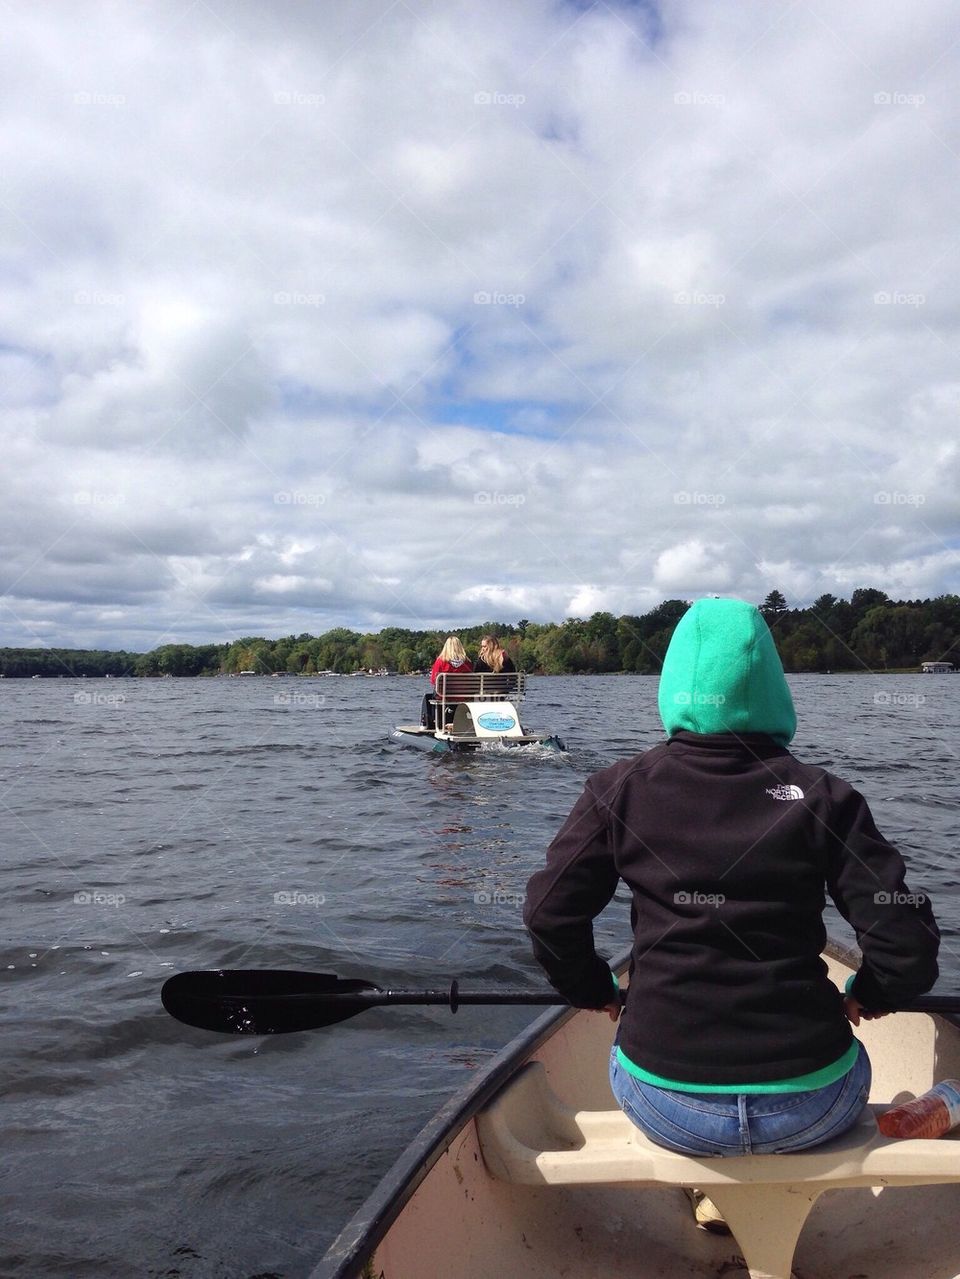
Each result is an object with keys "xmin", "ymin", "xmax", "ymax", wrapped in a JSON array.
[{"xmin": 316, "ymin": 946, "xmax": 960, "ymax": 1279}]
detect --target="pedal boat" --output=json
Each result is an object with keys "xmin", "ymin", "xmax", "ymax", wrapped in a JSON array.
[{"xmin": 392, "ymin": 671, "xmax": 564, "ymax": 753}]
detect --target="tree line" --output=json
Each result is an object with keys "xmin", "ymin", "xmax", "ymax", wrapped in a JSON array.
[{"xmin": 1, "ymin": 589, "xmax": 957, "ymax": 678}]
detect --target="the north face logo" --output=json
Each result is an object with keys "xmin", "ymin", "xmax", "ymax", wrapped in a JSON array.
[{"xmin": 766, "ymin": 784, "xmax": 804, "ymax": 801}]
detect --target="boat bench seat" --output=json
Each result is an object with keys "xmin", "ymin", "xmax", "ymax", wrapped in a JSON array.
[
  {"xmin": 428, "ymin": 673, "xmax": 526, "ymax": 733},
  {"xmin": 477, "ymin": 1061, "xmax": 960, "ymax": 1279},
  {"xmin": 434, "ymin": 672, "xmax": 524, "ymax": 702}
]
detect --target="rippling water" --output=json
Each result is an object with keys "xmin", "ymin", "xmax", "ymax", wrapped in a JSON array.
[{"xmin": 2, "ymin": 673, "xmax": 957, "ymax": 1277}]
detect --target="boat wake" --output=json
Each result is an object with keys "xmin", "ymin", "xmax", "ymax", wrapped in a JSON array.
[{"xmin": 477, "ymin": 739, "xmax": 568, "ymax": 760}]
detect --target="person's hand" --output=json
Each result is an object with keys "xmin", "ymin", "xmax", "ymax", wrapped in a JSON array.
[
  {"xmin": 595, "ymin": 1001, "xmax": 621, "ymax": 1022},
  {"xmin": 844, "ymin": 996, "xmax": 892, "ymax": 1026}
]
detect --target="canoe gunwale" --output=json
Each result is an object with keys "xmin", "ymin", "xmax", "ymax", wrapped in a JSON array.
[{"xmin": 308, "ymin": 937, "xmax": 957, "ymax": 1279}]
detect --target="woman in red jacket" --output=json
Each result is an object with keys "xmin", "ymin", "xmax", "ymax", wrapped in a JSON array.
[
  {"xmin": 421, "ymin": 637, "xmax": 473, "ymax": 728},
  {"xmin": 430, "ymin": 636, "xmax": 473, "ymax": 684}
]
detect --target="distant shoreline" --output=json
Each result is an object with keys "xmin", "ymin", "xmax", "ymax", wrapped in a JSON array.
[{"xmin": 1, "ymin": 590, "xmax": 956, "ymax": 678}]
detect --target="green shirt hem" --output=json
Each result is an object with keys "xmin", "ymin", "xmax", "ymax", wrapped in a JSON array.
[{"xmin": 615, "ymin": 1039, "xmax": 859, "ymax": 1093}]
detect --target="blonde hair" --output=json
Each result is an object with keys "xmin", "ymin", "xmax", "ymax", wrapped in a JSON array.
[
  {"xmin": 439, "ymin": 636, "xmax": 467, "ymax": 663},
  {"xmin": 479, "ymin": 634, "xmax": 505, "ymax": 673}
]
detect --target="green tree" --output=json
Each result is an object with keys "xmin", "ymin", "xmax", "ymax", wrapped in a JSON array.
[
  {"xmin": 850, "ymin": 587, "xmax": 890, "ymax": 619},
  {"xmin": 760, "ymin": 589, "xmax": 788, "ymax": 618}
]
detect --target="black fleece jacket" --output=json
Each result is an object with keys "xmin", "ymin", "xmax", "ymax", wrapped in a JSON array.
[{"xmin": 523, "ymin": 732, "xmax": 940, "ymax": 1085}]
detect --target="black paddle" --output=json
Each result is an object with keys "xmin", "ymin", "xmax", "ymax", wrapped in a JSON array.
[{"xmin": 160, "ymin": 969, "xmax": 960, "ymax": 1036}]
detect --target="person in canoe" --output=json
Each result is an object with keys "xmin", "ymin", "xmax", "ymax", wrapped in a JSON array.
[
  {"xmin": 420, "ymin": 636, "xmax": 473, "ymax": 729},
  {"xmin": 523, "ymin": 597, "xmax": 939, "ymax": 1167},
  {"xmin": 473, "ymin": 634, "xmax": 516, "ymax": 675}
]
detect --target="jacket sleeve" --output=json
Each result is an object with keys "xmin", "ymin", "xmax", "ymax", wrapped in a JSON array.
[
  {"xmin": 824, "ymin": 783, "xmax": 939, "ymax": 1010},
  {"xmin": 523, "ymin": 779, "xmax": 621, "ymax": 1007}
]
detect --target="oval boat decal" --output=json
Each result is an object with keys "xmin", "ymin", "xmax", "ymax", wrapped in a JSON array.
[{"xmin": 477, "ymin": 712, "xmax": 516, "ymax": 731}]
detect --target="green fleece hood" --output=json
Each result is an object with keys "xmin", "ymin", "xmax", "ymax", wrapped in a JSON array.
[{"xmin": 658, "ymin": 598, "xmax": 796, "ymax": 745}]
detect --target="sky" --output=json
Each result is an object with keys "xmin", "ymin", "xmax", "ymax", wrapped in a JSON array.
[{"xmin": 2, "ymin": 0, "xmax": 958, "ymax": 652}]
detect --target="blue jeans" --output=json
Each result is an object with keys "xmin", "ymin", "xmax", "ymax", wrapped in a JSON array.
[{"xmin": 609, "ymin": 1040, "xmax": 871, "ymax": 1156}]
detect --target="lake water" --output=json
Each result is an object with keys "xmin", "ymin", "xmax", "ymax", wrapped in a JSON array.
[{"xmin": 2, "ymin": 673, "xmax": 957, "ymax": 1277}]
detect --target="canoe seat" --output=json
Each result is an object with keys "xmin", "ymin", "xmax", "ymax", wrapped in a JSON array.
[{"xmin": 476, "ymin": 1062, "xmax": 960, "ymax": 1279}]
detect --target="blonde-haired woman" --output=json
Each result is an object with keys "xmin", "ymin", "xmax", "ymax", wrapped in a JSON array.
[
  {"xmin": 474, "ymin": 634, "xmax": 516, "ymax": 674},
  {"xmin": 431, "ymin": 636, "xmax": 472, "ymax": 681},
  {"xmin": 421, "ymin": 637, "xmax": 473, "ymax": 728}
]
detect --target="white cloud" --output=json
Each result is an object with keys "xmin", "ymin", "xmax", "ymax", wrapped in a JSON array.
[
  {"xmin": 254, "ymin": 574, "xmax": 312, "ymax": 594},
  {"xmin": 0, "ymin": 0, "xmax": 957, "ymax": 650},
  {"xmin": 653, "ymin": 539, "xmax": 734, "ymax": 594}
]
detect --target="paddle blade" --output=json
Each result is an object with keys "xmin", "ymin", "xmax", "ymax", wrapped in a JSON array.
[{"xmin": 161, "ymin": 969, "xmax": 380, "ymax": 1034}]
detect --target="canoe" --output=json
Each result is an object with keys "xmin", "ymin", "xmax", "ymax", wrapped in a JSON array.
[{"xmin": 310, "ymin": 940, "xmax": 960, "ymax": 1279}]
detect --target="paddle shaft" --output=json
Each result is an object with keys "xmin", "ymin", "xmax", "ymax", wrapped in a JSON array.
[
  {"xmin": 270, "ymin": 983, "xmax": 578, "ymax": 1013},
  {"xmin": 899, "ymin": 995, "xmax": 960, "ymax": 1014},
  {"xmin": 235, "ymin": 989, "xmax": 959, "ymax": 1013}
]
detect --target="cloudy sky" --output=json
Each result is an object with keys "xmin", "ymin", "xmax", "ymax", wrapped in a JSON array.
[{"xmin": 2, "ymin": 0, "xmax": 958, "ymax": 651}]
